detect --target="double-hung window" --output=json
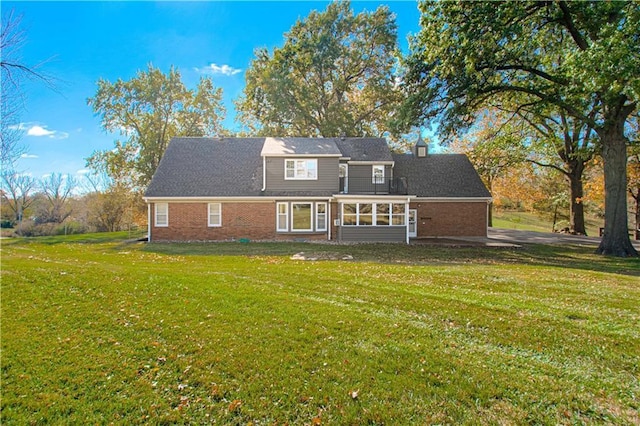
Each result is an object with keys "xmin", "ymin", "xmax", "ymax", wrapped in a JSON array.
[
  {"xmin": 208, "ymin": 203, "xmax": 222, "ymax": 227},
  {"xmin": 316, "ymin": 202, "xmax": 327, "ymax": 231},
  {"xmin": 277, "ymin": 203, "xmax": 288, "ymax": 232},
  {"xmin": 372, "ymin": 165, "xmax": 385, "ymax": 184},
  {"xmin": 155, "ymin": 203, "xmax": 168, "ymax": 227},
  {"xmin": 285, "ymin": 159, "xmax": 317, "ymax": 180}
]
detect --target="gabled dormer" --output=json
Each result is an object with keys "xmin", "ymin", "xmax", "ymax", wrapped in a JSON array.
[
  {"xmin": 260, "ymin": 137, "xmax": 342, "ymax": 194},
  {"xmin": 414, "ymin": 134, "xmax": 428, "ymax": 158}
]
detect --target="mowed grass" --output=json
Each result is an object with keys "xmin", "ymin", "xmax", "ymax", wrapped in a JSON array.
[{"xmin": 1, "ymin": 234, "xmax": 639, "ymax": 425}]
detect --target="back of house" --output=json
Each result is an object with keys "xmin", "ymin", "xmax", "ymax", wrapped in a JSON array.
[{"xmin": 143, "ymin": 136, "xmax": 491, "ymax": 243}]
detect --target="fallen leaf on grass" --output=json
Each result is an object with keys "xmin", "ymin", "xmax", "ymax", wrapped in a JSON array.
[{"xmin": 228, "ymin": 399, "xmax": 242, "ymax": 413}]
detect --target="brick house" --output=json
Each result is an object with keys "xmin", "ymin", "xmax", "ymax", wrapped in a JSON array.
[{"xmin": 143, "ymin": 136, "xmax": 491, "ymax": 243}]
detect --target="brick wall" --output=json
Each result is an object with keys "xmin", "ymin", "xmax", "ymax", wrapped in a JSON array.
[
  {"xmin": 411, "ymin": 201, "xmax": 488, "ymax": 237},
  {"xmin": 150, "ymin": 202, "xmax": 328, "ymax": 242}
]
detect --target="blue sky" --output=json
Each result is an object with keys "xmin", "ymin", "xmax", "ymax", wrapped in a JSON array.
[{"xmin": 4, "ymin": 1, "xmax": 422, "ymax": 181}]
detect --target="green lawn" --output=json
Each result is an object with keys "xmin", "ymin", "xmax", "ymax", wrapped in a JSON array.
[
  {"xmin": 493, "ymin": 210, "xmax": 604, "ymax": 236},
  {"xmin": 1, "ymin": 234, "xmax": 639, "ymax": 424}
]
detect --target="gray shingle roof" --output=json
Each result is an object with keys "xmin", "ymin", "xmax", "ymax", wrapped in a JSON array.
[
  {"xmin": 261, "ymin": 137, "xmax": 342, "ymax": 156},
  {"xmin": 145, "ymin": 137, "xmax": 490, "ymax": 200},
  {"xmin": 145, "ymin": 137, "xmax": 264, "ymax": 197},
  {"xmin": 334, "ymin": 137, "xmax": 393, "ymax": 162},
  {"xmin": 393, "ymin": 153, "xmax": 491, "ymax": 198}
]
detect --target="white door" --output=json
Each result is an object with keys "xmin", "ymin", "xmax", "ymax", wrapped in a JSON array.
[{"xmin": 408, "ymin": 209, "xmax": 417, "ymax": 238}]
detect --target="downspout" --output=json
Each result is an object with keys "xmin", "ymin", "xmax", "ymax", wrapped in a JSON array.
[
  {"xmin": 261, "ymin": 156, "xmax": 266, "ymax": 192},
  {"xmin": 327, "ymin": 200, "xmax": 332, "ymax": 241},
  {"xmin": 406, "ymin": 197, "xmax": 411, "ymax": 244},
  {"xmin": 147, "ymin": 203, "xmax": 151, "ymax": 242},
  {"xmin": 486, "ymin": 199, "xmax": 491, "ymax": 237}
]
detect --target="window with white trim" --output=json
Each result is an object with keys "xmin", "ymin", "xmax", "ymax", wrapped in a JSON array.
[
  {"xmin": 277, "ymin": 202, "xmax": 288, "ymax": 232},
  {"xmin": 285, "ymin": 159, "xmax": 318, "ymax": 180},
  {"xmin": 376, "ymin": 203, "xmax": 390, "ymax": 225},
  {"xmin": 359, "ymin": 203, "xmax": 373, "ymax": 226},
  {"xmin": 155, "ymin": 203, "xmax": 168, "ymax": 227},
  {"xmin": 343, "ymin": 203, "xmax": 357, "ymax": 225},
  {"xmin": 208, "ymin": 203, "xmax": 222, "ymax": 227},
  {"xmin": 342, "ymin": 202, "xmax": 406, "ymax": 226},
  {"xmin": 372, "ymin": 165, "xmax": 385, "ymax": 184},
  {"xmin": 316, "ymin": 202, "xmax": 327, "ymax": 231},
  {"xmin": 392, "ymin": 203, "xmax": 406, "ymax": 225},
  {"xmin": 291, "ymin": 203, "xmax": 313, "ymax": 231}
]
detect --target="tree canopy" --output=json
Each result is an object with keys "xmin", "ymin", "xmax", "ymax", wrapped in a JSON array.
[
  {"xmin": 403, "ymin": 0, "xmax": 640, "ymax": 256},
  {"xmin": 236, "ymin": 1, "xmax": 403, "ymax": 139},
  {"xmin": 87, "ymin": 64, "xmax": 226, "ymax": 188}
]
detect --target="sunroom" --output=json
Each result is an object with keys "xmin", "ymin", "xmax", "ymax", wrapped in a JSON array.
[{"xmin": 334, "ymin": 196, "xmax": 411, "ymax": 243}]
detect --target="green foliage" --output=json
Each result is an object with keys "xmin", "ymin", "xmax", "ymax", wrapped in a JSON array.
[
  {"xmin": 236, "ymin": 1, "xmax": 403, "ymax": 139},
  {"xmin": 87, "ymin": 65, "xmax": 226, "ymax": 188},
  {"xmin": 403, "ymin": 1, "xmax": 639, "ymax": 135},
  {"xmin": 2, "ymin": 236, "xmax": 639, "ymax": 424},
  {"xmin": 404, "ymin": 1, "xmax": 640, "ymax": 255}
]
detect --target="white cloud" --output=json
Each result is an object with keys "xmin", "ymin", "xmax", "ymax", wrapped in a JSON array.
[
  {"xmin": 195, "ymin": 63, "xmax": 242, "ymax": 76},
  {"xmin": 27, "ymin": 125, "xmax": 56, "ymax": 137},
  {"xmin": 20, "ymin": 153, "xmax": 39, "ymax": 159},
  {"xmin": 76, "ymin": 169, "xmax": 91, "ymax": 175},
  {"xmin": 11, "ymin": 122, "xmax": 69, "ymax": 139}
]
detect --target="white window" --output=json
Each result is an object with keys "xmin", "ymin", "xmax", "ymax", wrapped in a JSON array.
[
  {"xmin": 342, "ymin": 202, "xmax": 406, "ymax": 226},
  {"xmin": 291, "ymin": 203, "xmax": 313, "ymax": 231},
  {"xmin": 316, "ymin": 202, "xmax": 327, "ymax": 231},
  {"xmin": 359, "ymin": 203, "xmax": 373, "ymax": 226},
  {"xmin": 155, "ymin": 203, "xmax": 168, "ymax": 227},
  {"xmin": 391, "ymin": 203, "xmax": 406, "ymax": 225},
  {"xmin": 285, "ymin": 159, "xmax": 318, "ymax": 180},
  {"xmin": 372, "ymin": 165, "xmax": 385, "ymax": 184},
  {"xmin": 376, "ymin": 203, "xmax": 390, "ymax": 226},
  {"xmin": 277, "ymin": 202, "xmax": 288, "ymax": 232},
  {"xmin": 342, "ymin": 203, "xmax": 357, "ymax": 225},
  {"xmin": 208, "ymin": 203, "xmax": 222, "ymax": 227}
]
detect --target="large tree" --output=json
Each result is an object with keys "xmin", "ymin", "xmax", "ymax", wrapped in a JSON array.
[
  {"xmin": 236, "ymin": 1, "xmax": 402, "ymax": 139},
  {"xmin": 88, "ymin": 64, "xmax": 226, "ymax": 188},
  {"xmin": 403, "ymin": 1, "xmax": 639, "ymax": 256},
  {"xmin": 521, "ymin": 109, "xmax": 597, "ymax": 235}
]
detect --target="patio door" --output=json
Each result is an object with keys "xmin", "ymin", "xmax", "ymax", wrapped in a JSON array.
[{"xmin": 408, "ymin": 209, "xmax": 417, "ymax": 238}]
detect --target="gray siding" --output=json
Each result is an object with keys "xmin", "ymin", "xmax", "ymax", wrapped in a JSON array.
[
  {"xmin": 346, "ymin": 164, "xmax": 393, "ymax": 194},
  {"xmin": 340, "ymin": 226, "xmax": 406, "ymax": 242},
  {"xmin": 347, "ymin": 164, "xmax": 392, "ymax": 179},
  {"xmin": 265, "ymin": 157, "xmax": 339, "ymax": 192}
]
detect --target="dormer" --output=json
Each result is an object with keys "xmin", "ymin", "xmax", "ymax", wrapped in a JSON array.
[
  {"xmin": 414, "ymin": 135, "xmax": 428, "ymax": 158},
  {"xmin": 260, "ymin": 137, "xmax": 342, "ymax": 192}
]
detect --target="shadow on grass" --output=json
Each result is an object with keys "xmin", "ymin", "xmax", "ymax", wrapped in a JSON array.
[
  {"xmin": 6, "ymin": 232, "xmax": 636, "ymax": 277},
  {"xmin": 139, "ymin": 240, "xmax": 640, "ymax": 277},
  {"xmin": 3, "ymin": 231, "xmax": 146, "ymax": 245}
]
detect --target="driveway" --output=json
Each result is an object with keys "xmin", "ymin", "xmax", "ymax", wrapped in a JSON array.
[{"xmin": 486, "ymin": 228, "xmax": 640, "ymax": 249}]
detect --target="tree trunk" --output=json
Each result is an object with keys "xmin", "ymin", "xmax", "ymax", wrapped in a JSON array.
[
  {"xmin": 634, "ymin": 192, "xmax": 640, "ymax": 241},
  {"xmin": 568, "ymin": 166, "xmax": 586, "ymax": 235},
  {"xmin": 596, "ymin": 125, "xmax": 637, "ymax": 256}
]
